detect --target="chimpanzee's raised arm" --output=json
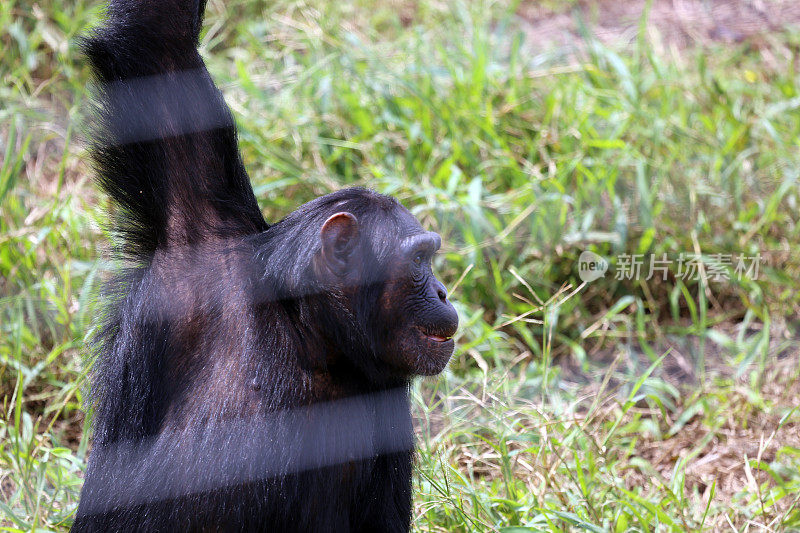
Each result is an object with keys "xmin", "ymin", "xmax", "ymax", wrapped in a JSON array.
[{"xmin": 84, "ymin": 0, "xmax": 267, "ymax": 260}]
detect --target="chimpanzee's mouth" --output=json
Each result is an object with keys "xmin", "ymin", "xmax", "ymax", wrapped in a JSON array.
[{"xmin": 416, "ymin": 327, "xmax": 453, "ymax": 343}]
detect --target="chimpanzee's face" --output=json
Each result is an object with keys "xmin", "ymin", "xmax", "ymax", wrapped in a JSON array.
[
  {"xmin": 375, "ymin": 228, "xmax": 458, "ymax": 375},
  {"xmin": 317, "ymin": 207, "xmax": 458, "ymax": 376}
]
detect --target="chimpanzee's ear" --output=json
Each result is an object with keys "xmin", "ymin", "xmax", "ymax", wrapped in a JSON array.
[{"xmin": 320, "ymin": 212, "xmax": 360, "ymax": 276}]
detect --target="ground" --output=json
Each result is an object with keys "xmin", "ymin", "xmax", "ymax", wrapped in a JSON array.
[{"xmin": 520, "ymin": 0, "xmax": 800, "ymax": 51}]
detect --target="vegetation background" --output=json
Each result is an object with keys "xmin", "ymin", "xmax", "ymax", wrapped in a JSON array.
[{"xmin": 2, "ymin": 0, "xmax": 800, "ymax": 530}]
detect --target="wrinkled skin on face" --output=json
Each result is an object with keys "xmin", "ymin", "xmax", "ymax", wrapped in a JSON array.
[{"xmin": 317, "ymin": 207, "xmax": 459, "ymax": 377}]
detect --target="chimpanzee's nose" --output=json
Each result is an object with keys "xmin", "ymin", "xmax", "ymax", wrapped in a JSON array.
[{"xmin": 436, "ymin": 283, "xmax": 448, "ymax": 302}]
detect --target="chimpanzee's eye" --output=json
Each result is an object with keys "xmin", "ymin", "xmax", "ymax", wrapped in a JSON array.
[{"xmin": 413, "ymin": 253, "xmax": 423, "ymax": 266}]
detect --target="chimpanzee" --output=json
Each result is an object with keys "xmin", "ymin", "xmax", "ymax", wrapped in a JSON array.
[{"xmin": 71, "ymin": 0, "xmax": 458, "ymax": 531}]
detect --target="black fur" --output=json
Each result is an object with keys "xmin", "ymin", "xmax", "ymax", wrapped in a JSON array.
[{"xmin": 74, "ymin": 1, "xmax": 458, "ymax": 532}]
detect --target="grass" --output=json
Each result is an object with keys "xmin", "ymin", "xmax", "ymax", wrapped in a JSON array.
[{"xmin": 2, "ymin": 0, "xmax": 800, "ymax": 530}]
